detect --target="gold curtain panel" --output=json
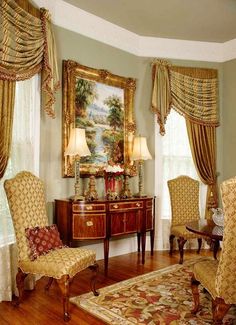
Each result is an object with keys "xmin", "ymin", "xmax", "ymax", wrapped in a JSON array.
[
  {"xmin": 0, "ymin": 0, "xmax": 60, "ymax": 117},
  {"xmin": 0, "ymin": 80, "xmax": 15, "ymax": 179},
  {"xmin": 0, "ymin": 0, "xmax": 60, "ymax": 179},
  {"xmin": 151, "ymin": 58, "xmax": 219, "ymax": 216},
  {"xmin": 14, "ymin": 0, "xmax": 40, "ymax": 17}
]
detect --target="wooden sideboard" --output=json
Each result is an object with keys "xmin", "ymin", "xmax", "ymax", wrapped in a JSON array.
[{"xmin": 55, "ymin": 197, "xmax": 155, "ymax": 271}]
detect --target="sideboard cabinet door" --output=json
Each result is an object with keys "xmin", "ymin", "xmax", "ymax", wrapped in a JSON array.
[{"xmin": 73, "ymin": 213, "xmax": 106, "ymax": 239}]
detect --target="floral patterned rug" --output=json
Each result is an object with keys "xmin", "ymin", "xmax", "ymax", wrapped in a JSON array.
[{"xmin": 71, "ymin": 258, "xmax": 236, "ymax": 324}]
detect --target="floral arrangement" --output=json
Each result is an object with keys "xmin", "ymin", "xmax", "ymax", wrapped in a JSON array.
[
  {"xmin": 104, "ymin": 163, "xmax": 124, "ymax": 199},
  {"xmin": 105, "ymin": 164, "xmax": 124, "ymax": 174}
]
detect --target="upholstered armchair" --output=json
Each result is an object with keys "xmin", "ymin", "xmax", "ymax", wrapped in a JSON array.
[
  {"xmin": 4, "ymin": 171, "xmax": 99, "ymax": 322},
  {"xmin": 191, "ymin": 177, "xmax": 236, "ymax": 324},
  {"xmin": 168, "ymin": 175, "xmax": 202, "ymax": 264}
]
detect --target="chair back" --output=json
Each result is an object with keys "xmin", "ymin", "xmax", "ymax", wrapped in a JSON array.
[
  {"xmin": 167, "ymin": 175, "xmax": 200, "ymax": 226},
  {"xmin": 215, "ymin": 177, "xmax": 236, "ymax": 304},
  {"xmin": 4, "ymin": 171, "xmax": 48, "ymax": 261}
]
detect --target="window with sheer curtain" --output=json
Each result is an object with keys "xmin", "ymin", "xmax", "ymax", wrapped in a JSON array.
[
  {"xmin": 0, "ymin": 75, "xmax": 40, "ymax": 247},
  {"xmin": 155, "ymin": 110, "xmax": 206, "ymax": 249},
  {"xmin": 161, "ymin": 110, "xmax": 206, "ymax": 218}
]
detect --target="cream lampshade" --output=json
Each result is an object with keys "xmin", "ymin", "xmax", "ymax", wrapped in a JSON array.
[
  {"xmin": 131, "ymin": 136, "xmax": 152, "ymax": 197},
  {"xmin": 65, "ymin": 128, "xmax": 91, "ymax": 200}
]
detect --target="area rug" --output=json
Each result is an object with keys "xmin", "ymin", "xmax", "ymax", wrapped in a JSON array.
[{"xmin": 71, "ymin": 258, "xmax": 236, "ymax": 324}]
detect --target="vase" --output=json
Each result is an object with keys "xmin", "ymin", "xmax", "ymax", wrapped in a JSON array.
[{"xmin": 104, "ymin": 172, "xmax": 123, "ymax": 200}]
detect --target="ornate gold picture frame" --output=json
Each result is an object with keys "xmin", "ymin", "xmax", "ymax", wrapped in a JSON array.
[{"xmin": 62, "ymin": 60, "xmax": 136, "ymax": 177}]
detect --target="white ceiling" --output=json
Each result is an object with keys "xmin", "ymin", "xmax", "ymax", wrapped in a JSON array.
[{"xmin": 63, "ymin": 0, "xmax": 236, "ymax": 43}]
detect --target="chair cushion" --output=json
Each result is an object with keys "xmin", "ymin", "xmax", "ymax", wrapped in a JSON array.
[
  {"xmin": 25, "ymin": 224, "xmax": 64, "ymax": 260},
  {"xmin": 19, "ymin": 247, "xmax": 96, "ymax": 279},
  {"xmin": 171, "ymin": 225, "xmax": 202, "ymax": 239},
  {"xmin": 193, "ymin": 258, "xmax": 219, "ymax": 299}
]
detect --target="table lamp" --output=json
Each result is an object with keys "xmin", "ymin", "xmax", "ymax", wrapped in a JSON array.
[
  {"xmin": 131, "ymin": 136, "xmax": 152, "ymax": 197},
  {"xmin": 65, "ymin": 128, "xmax": 91, "ymax": 200}
]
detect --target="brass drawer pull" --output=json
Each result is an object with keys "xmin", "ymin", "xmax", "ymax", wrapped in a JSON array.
[
  {"xmin": 113, "ymin": 204, "xmax": 119, "ymax": 209},
  {"xmin": 86, "ymin": 205, "xmax": 93, "ymax": 210},
  {"xmin": 136, "ymin": 203, "xmax": 141, "ymax": 207},
  {"xmin": 86, "ymin": 220, "xmax": 93, "ymax": 227}
]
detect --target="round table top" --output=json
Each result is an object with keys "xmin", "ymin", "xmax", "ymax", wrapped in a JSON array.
[{"xmin": 186, "ymin": 219, "xmax": 223, "ymax": 241}]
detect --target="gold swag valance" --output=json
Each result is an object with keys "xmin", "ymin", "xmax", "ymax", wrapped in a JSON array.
[
  {"xmin": 151, "ymin": 59, "xmax": 219, "ymax": 135},
  {"xmin": 151, "ymin": 58, "xmax": 219, "ymax": 217},
  {"xmin": 0, "ymin": 0, "xmax": 60, "ymax": 117},
  {"xmin": 0, "ymin": 0, "xmax": 60, "ymax": 180}
]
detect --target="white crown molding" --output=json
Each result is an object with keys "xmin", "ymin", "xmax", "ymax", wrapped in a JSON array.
[
  {"xmin": 33, "ymin": 0, "xmax": 236, "ymax": 63},
  {"xmin": 138, "ymin": 36, "xmax": 224, "ymax": 62},
  {"xmin": 221, "ymin": 39, "xmax": 236, "ymax": 62}
]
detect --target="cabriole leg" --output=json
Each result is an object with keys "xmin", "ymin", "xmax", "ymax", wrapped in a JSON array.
[
  {"xmin": 56, "ymin": 275, "xmax": 71, "ymax": 322},
  {"xmin": 14, "ymin": 268, "xmax": 27, "ymax": 306},
  {"xmin": 89, "ymin": 263, "xmax": 99, "ymax": 296},
  {"xmin": 197, "ymin": 238, "xmax": 202, "ymax": 254},
  {"xmin": 45, "ymin": 277, "xmax": 53, "ymax": 291},
  {"xmin": 177, "ymin": 236, "xmax": 187, "ymax": 264},
  {"xmin": 169, "ymin": 234, "xmax": 175, "ymax": 256},
  {"xmin": 191, "ymin": 274, "xmax": 200, "ymax": 314}
]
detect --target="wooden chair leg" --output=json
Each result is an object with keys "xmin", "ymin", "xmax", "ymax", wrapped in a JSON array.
[
  {"xmin": 169, "ymin": 234, "xmax": 175, "ymax": 256},
  {"xmin": 56, "ymin": 275, "xmax": 71, "ymax": 322},
  {"xmin": 197, "ymin": 238, "xmax": 202, "ymax": 254},
  {"xmin": 137, "ymin": 233, "xmax": 141, "ymax": 252},
  {"xmin": 212, "ymin": 298, "xmax": 231, "ymax": 325},
  {"xmin": 14, "ymin": 268, "xmax": 27, "ymax": 306},
  {"xmin": 191, "ymin": 274, "xmax": 200, "ymax": 314},
  {"xmin": 177, "ymin": 237, "xmax": 187, "ymax": 264},
  {"xmin": 89, "ymin": 263, "xmax": 99, "ymax": 296},
  {"xmin": 45, "ymin": 277, "xmax": 54, "ymax": 291}
]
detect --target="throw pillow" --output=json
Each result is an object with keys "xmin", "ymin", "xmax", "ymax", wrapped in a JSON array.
[{"xmin": 25, "ymin": 224, "xmax": 64, "ymax": 260}]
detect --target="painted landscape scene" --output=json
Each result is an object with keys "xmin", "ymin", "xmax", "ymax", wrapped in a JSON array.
[{"xmin": 74, "ymin": 77, "xmax": 125, "ymax": 168}]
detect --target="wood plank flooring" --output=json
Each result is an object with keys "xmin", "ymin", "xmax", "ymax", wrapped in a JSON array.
[{"xmin": 0, "ymin": 249, "xmax": 212, "ymax": 325}]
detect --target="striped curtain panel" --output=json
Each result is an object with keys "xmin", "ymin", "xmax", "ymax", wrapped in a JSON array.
[{"xmin": 151, "ymin": 59, "xmax": 219, "ymax": 217}]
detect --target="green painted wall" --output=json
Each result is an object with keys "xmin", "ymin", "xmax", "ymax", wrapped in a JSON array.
[
  {"xmin": 40, "ymin": 25, "xmax": 223, "ymax": 256},
  {"xmin": 222, "ymin": 59, "xmax": 236, "ymax": 180}
]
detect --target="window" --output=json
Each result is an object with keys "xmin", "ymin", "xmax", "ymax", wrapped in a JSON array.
[
  {"xmin": 156, "ymin": 110, "xmax": 206, "ymax": 221},
  {"xmin": 0, "ymin": 75, "xmax": 40, "ymax": 247}
]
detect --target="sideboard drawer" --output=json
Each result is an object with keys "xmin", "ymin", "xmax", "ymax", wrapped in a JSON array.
[
  {"xmin": 108, "ymin": 201, "xmax": 143, "ymax": 211},
  {"xmin": 72, "ymin": 203, "xmax": 106, "ymax": 213},
  {"xmin": 72, "ymin": 213, "xmax": 106, "ymax": 239}
]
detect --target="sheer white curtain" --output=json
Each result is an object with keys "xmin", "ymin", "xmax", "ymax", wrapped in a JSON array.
[
  {"xmin": 155, "ymin": 110, "xmax": 206, "ymax": 250},
  {"xmin": 0, "ymin": 75, "xmax": 40, "ymax": 301}
]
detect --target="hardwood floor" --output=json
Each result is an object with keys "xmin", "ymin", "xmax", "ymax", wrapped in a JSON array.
[{"xmin": 0, "ymin": 249, "xmax": 212, "ymax": 325}]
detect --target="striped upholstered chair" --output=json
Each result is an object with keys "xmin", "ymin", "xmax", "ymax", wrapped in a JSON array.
[
  {"xmin": 168, "ymin": 175, "xmax": 202, "ymax": 264},
  {"xmin": 191, "ymin": 176, "xmax": 236, "ymax": 324},
  {"xmin": 4, "ymin": 171, "xmax": 99, "ymax": 321}
]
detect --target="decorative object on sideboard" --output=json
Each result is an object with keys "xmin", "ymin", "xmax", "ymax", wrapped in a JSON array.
[
  {"xmin": 120, "ymin": 175, "xmax": 132, "ymax": 199},
  {"xmin": 104, "ymin": 164, "xmax": 124, "ymax": 200},
  {"xmin": 212, "ymin": 207, "xmax": 224, "ymax": 227},
  {"xmin": 85, "ymin": 175, "xmax": 98, "ymax": 201},
  {"xmin": 65, "ymin": 128, "xmax": 91, "ymax": 201},
  {"xmin": 131, "ymin": 136, "xmax": 152, "ymax": 197}
]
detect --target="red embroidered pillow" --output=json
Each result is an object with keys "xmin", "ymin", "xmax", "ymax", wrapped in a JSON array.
[{"xmin": 25, "ymin": 224, "xmax": 64, "ymax": 260}]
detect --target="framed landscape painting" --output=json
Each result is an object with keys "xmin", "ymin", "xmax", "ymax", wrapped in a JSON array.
[{"xmin": 62, "ymin": 60, "xmax": 136, "ymax": 177}]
